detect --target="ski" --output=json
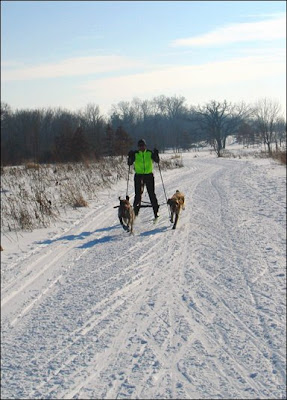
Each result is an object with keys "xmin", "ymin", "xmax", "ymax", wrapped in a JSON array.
[{"xmin": 153, "ymin": 215, "xmax": 160, "ymax": 224}]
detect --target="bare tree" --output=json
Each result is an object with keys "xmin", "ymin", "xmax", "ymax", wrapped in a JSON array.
[
  {"xmin": 1, "ymin": 102, "xmax": 12, "ymax": 123},
  {"xmin": 192, "ymin": 100, "xmax": 250, "ymax": 157},
  {"xmin": 273, "ymin": 117, "xmax": 287, "ymax": 149},
  {"xmin": 252, "ymin": 98, "xmax": 283, "ymax": 154},
  {"xmin": 79, "ymin": 103, "xmax": 106, "ymax": 158},
  {"xmin": 1, "ymin": 102, "xmax": 13, "ymax": 165},
  {"xmin": 151, "ymin": 95, "xmax": 188, "ymax": 151},
  {"xmin": 237, "ymin": 121, "xmax": 255, "ymax": 147}
]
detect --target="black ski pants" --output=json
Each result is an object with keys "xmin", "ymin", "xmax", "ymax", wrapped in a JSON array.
[{"xmin": 133, "ymin": 173, "xmax": 159, "ymax": 217}]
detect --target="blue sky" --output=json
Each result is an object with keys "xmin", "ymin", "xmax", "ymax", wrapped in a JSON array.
[{"xmin": 1, "ymin": 1, "xmax": 286, "ymax": 116}]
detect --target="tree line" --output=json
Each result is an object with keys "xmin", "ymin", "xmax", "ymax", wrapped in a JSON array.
[{"xmin": 1, "ymin": 96, "xmax": 286, "ymax": 165}]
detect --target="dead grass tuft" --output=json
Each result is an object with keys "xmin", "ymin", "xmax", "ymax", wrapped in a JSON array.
[
  {"xmin": 73, "ymin": 194, "xmax": 88, "ymax": 208},
  {"xmin": 25, "ymin": 162, "xmax": 40, "ymax": 170},
  {"xmin": 1, "ymin": 155, "xmax": 181, "ymax": 232},
  {"xmin": 271, "ymin": 150, "xmax": 286, "ymax": 165}
]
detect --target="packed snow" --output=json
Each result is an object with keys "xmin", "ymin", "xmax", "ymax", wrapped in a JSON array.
[{"xmin": 1, "ymin": 148, "xmax": 286, "ymax": 400}]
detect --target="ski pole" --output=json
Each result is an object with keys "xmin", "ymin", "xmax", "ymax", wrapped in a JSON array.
[
  {"xmin": 158, "ymin": 162, "xmax": 171, "ymax": 219},
  {"xmin": 126, "ymin": 165, "xmax": 131, "ymax": 198}
]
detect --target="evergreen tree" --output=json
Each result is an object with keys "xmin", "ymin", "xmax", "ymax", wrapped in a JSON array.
[
  {"xmin": 104, "ymin": 124, "xmax": 115, "ymax": 156},
  {"xmin": 114, "ymin": 126, "xmax": 133, "ymax": 158},
  {"xmin": 70, "ymin": 126, "xmax": 90, "ymax": 161}
]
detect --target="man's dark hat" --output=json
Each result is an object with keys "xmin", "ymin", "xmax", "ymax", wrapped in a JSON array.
[{"xmin": 138, "ymin": 139, "xmax": 146, "ymax": 146}]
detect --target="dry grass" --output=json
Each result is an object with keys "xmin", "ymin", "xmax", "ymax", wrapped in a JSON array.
[
  {"xmin": 73, "ymin": 195, "xmax": 88, "ymax": 208},
  {"xmin": 1, "ymin": 155, "xmax": 180, "ymax": 232},
  {"xmin": 25, "ymin": 162, "xmax": 40, "ymax": 170},
  {"xmin": 271, "ymin": 149, "xmax": 286, "ymax": 165},
  {"xmin": 160, "ymin": 154, "xmax": 183, "ymax": 169},
  {"xmin": 221, "ymin": 146, "xmax": 286, "ymax": 164}
]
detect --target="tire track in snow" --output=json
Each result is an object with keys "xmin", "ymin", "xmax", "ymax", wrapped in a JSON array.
[
  {"xmin": 33, "ymin": 170, "xmax": 200, "ymax": 399},
  {"xmin": 22, "ymin": 221, "xmax": 170, "ymax": 398},
  {"xmin": 1, "ymin": 205, "xmax": 119, "ymax": 325},
  {"xmin": 62, "ymin": 228, "xmax": 193, "ymax": 399},
  {"xmin": 210, "ymin": 165, "xmax": 286, "ymax": 384},
  {"xmin": 51, "ymin": 160, "xmax": 274, "ymax": 399},
  {"xmin": 185, "ymin": 160, "xmax": 285, "ymax": 396},
  {"xmin": 63, "ymin": 168, "xmax": 215, "ymax": 399}
]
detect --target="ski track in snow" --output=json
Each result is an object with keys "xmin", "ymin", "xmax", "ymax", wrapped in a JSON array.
[{"xmin": 1, "ymin": 154, "xmax": 286, "ymax": 400}]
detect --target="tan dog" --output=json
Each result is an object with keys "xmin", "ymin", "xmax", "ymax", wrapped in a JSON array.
[
  {"xmin": 118, "ymin": 196, "xmax": 135, "ymax": 234},
  {"xmin": 167, "ymin": 190, "xmax": 185, "ymax": 229}
]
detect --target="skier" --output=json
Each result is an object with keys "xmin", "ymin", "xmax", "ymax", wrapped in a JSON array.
[{"xmin": 127, "ymin": 139, "xmax": 160, "ymax": 220}]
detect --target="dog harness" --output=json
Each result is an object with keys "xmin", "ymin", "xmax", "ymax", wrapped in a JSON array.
[{"xmin": 134, "ymin": 150, "xmax": 153, "ymax": 174}]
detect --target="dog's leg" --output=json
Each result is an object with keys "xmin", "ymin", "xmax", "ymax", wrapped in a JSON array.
[
  {"xmin": 124, "ymin": 220, "xmax": 130, "ymax": 232},
  {"xmin": 172, "ymin": 213, "xmax": 179, "ymax": 229},
  {"xmin": 182, "ymin": 198, "xmax": 185, "ymax": 210},
  {"xmin": 119, "ymin": 217, "xmax": 129, "ymax": 232},
  {"xmin": 119, "ymin": 217, "xmax": 125, "ymax": 230},
  {"xmin": 129, "ymin": 221, "xmax": 133, "ymax": 234},
  {"xmin": 170, "ymin": 210, "xmax": 174, "ymax": 223},
  {"xmin": 124, "ymin": 218, "xmax": 131, "ymax": 233}
]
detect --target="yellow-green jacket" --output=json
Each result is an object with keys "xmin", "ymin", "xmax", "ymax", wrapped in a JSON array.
[{"xmin": 128, "ymin": 149, "xmax": 159, "ymax": 174}]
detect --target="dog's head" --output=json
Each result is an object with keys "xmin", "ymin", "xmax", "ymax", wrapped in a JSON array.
[
  {"xmin": 167, "ymin": 198, "xmax": 180, "ymax": 212},
  {"xmin": 173, "ymin": 190, "xmax": 184, "ymax": 205},
  {"xmin": 119, "ymin": 195, "xmax": 131, "ymax": 210}
]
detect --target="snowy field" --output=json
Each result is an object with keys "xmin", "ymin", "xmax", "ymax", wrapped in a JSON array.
[{"xmin": 1, "ymin": 148, "xmax": 286, "ymax": 399}]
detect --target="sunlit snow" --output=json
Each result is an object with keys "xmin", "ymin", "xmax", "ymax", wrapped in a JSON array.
[{"xmin": 1, "ymin": 147, "xmax": 286, "ymax": 399}]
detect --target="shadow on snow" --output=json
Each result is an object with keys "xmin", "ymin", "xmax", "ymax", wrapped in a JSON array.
[
  {"xmin": 139, "ymin": 225, "xmax": 169, "ymax": 236},
  {"xmin": 35, "ymin": 225, "xmax": 118, "ymax": 245},
  {"xmin": 35, "ymin": 222, "xmax": 169, "ymax": 248},
  {"xmin": 77, "ymin": 234, "xmax": 118, "ymax": 248}
]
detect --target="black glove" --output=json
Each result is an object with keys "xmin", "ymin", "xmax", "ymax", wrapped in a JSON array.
[
  {"xmin": 153, "ymin": 148, "xmax": 159, "ymax": 163},
  {"xmin": 127, "ymin": 150, "xmax": 135, "ymax": 166}
]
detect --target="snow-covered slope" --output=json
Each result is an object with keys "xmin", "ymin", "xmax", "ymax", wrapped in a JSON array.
[{"xmin": 1, "ymin": 151, "xmax": 286, "ymax": 399}]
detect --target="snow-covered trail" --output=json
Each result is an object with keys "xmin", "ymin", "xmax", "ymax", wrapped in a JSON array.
[{"xmin": 1, "ymin": 154, "xmax": 286, "ymax": 400}]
